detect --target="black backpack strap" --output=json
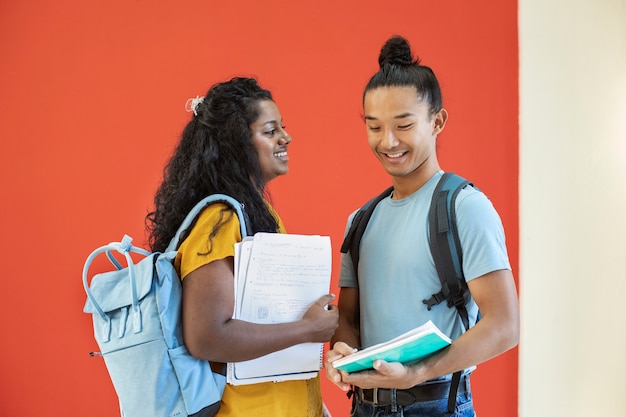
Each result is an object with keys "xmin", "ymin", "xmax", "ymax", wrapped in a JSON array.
[
  {"xmin": 422, "ymin": 172, "xmax": 475, "ymax": 413},
  {"xmin": 340, "ymin": 186, "xmax": 393, "ymax": 282},
  {"xmin": 422, "ymin": 172, "xmax": 472, "ymax": 326}
]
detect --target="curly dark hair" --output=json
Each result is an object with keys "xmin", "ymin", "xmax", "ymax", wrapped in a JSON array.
[
  {"xmin": 364, "ymin": 35, "xmax": 443, "ymax": 116},
  {"xmin": 146, "ymin": 77, "xmax": 280, "ymax": 253}
]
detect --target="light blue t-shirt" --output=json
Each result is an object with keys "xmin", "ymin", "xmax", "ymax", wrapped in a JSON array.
[{"xmin": 339, "ymin": 171, "xmax": 511, "ymax": 349}]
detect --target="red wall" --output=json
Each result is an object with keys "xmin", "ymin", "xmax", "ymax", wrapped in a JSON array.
[{"xmin": 0, "ymin": 1, "xmax": 518, "ymax": 416}]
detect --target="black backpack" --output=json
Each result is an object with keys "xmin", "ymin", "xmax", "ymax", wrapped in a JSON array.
[{"xmin": 339, "ymin": 172, "xmax": 479, "ymax": 412}]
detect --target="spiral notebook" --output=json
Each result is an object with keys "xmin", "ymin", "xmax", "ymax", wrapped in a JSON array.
[
  {"xmin": 227, "ymin": 233, "xmax": 331, "ymax": 385},
  {"xmin": 332, "ymin": 320, "xmax": 452, "ymax": 373}
]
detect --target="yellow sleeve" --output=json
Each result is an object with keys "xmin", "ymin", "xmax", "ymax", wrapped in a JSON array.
[
  {"xmin": 174, "ymin": 201, "xmax": 286, "ymax": 280},
  {"xmin": 174, "ymin": 203, "xmax": 242, "ymax": 279}
]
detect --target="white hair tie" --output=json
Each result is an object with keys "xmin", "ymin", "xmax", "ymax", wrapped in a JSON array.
[{"xmin": 185, "ymin": 95, "xmax": 204, "ymax": 116}]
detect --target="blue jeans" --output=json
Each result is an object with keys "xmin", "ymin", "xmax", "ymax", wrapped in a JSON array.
[{"xmin": 350, "ymin": 389, "xmax": 475, "ymax": 417}]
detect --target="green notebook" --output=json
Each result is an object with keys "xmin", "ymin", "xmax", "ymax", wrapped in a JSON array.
[{"xmin": 332, "ymin": 320, "xmax": 452, "ymax": 373}]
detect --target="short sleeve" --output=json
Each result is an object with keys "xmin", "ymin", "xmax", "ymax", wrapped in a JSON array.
[
  {"xmin": 175, "ymin": 203, "xmax": 242, "ymax": 280},
  {"xmin": 338, "ymin": 209, "xmax": 359, "ymax": 288},
  {"xmin": 456, "ymin": 189, "xmax": 511, "ymax": 281}
]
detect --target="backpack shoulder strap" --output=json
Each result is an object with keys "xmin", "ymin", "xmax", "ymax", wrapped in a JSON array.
[
  {"xmin": 422, "ymin": 172, "xmax": 477, "ymax": 414},
  {"xmin": 422, "ymin": 172, "xmax": 473, "ymax": 329},
  {"xmin": 165, "ymin": 194, "xmax": 251, "ymax": 253},
  {"xmin": 340, "ymin": 186, "xmax": 394, "ymax": 280}
]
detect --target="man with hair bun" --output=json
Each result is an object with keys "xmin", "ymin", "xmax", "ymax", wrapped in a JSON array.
[{"xmin": 325, "ymin": 35, "xmax": 519, "ymax": 416}]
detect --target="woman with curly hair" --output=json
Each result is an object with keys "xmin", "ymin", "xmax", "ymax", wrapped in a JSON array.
[{"xmin": 147, "ymin": 77, "xmax": 338, "ymax": 417}]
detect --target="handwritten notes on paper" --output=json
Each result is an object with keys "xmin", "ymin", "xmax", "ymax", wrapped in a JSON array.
[
  {"xmin": 239, "ymin": 233, "xmax": 331, "ymax": 323},
  {"xmin": 228, "ymin": 233, "xmax": 331, "ymax": 385}
]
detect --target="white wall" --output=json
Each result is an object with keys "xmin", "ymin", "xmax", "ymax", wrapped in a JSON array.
[{"xmin": 519, "ymin": 0, "xmax": 626, "ymax": 416}]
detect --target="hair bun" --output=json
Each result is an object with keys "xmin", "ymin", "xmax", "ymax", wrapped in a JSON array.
[{"xmin": 378, "ymin": 35, "xmax": 419, "ymax": 68}]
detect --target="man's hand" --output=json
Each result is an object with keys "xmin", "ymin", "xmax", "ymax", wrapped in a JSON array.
[
  {"xmin": 324, "ymin": 342, "xmax": 358, "ymax": 391},
  {"xmin": 339, "ymin": 359, "xmax": 416, "ymax": 390}
]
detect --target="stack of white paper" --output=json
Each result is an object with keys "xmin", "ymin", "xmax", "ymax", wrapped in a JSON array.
[{"xmin": 227, "ymin": 232, "xmax": 331, "ymax": 385}]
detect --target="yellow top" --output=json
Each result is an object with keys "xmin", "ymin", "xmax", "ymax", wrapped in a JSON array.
[{"xmin": 175, "ymin": 202, "xmax": 322, "ymax": 417}]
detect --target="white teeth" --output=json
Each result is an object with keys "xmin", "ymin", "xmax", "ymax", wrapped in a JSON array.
[
  {"xmin": 274, "ymin": 151, "xmax": 287, "ymax": 157},
  {"xmin": 386, "ymin": 152, "xmax": 405, "ymax": 158}
]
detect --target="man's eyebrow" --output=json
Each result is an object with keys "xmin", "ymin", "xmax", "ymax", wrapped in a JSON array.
[{"xmin": 364, "ymin": 113, "xmax": 415, "ymax": 121}]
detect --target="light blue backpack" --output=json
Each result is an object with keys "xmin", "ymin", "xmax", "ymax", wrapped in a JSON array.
[{"xmin": 83, "ymin": 195, "xmax": 249, "ymax": 417}]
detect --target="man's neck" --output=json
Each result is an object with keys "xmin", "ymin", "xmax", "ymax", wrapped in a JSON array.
[{"xmin": 390, "ymin": 165, "xmax": 440, "ymax": 200}]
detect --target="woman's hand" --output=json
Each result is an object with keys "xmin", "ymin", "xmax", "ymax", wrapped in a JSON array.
[{"xmin": 301, "ymin": 294, "xmax": 339, "ymax": 342}]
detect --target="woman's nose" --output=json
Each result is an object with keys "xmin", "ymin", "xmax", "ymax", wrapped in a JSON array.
[{"xmin": 278, "ymin": 133, "xmax": 292, "ymax": 145}]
